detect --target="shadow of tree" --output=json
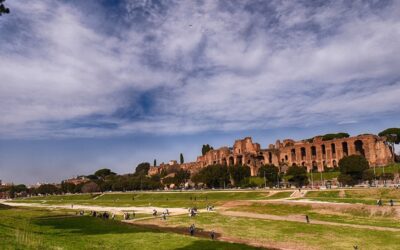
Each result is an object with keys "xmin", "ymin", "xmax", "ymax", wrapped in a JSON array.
[
  {"xmin": 0, "ymin": 204, "xmax": 12, "ymax": 210},
  {"xmin": 33, "ymin": 216, "xmax": 155, "ymax": 235},
  {"xmin": 174, "ymin": 239, "xmax": 268, "ymax": 250},
  {"xmin": 131, "ymin": 223, "xmax": 273, "ymax": 250}
]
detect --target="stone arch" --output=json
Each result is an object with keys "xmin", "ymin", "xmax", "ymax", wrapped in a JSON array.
[
  {"xmin": 301, "ymin": 147, "xmax": 306, "ymax": 160},
  {"xmin": 342, "ymin": 142, "xmax": 348, "ymax": 156},
  {"xmin": 354, "ymin": 140, "xmax": 365, "ymax": 156},
  {"xmin": 301, "ymin": 161, "xmax": 306, "ymax": 167},
  {"xmin": 331, "ymin": 143, "xmax": 336, "ymax": 156},
  {"xmin": 332, "ymin": 160, "xmax": 337, "ymax": 168},
  {"xmin": 312, "ymin": 161, "xmax": 318, "ymax": 172},
  {"xmin": 291, "ymin": 148, "xmax": 296, "ymax": 161},
  {"xmin": 221, "ymin": 158, "xmax": 227, "ymax": 166},
  {"xmin": 268, "ymin": 152, "xmax": 272, "ymax": 163},
  {"xmin": 236, "ymin": 155, "xmax": 243, "ymax": 165},
  {"xmin": 228, "ymin": 156, "xmax": 234, "ymax": 166},
  {"xmin": 321, "ymin": 145, "xmax": 326, "ymax": 156},
  {"xmin": 311, "ymin": 146, "xmax": 317, "ymax": 157},
  {"xmin": 285, "ymin": 155, "xmax": 288, "ymax": 161}
]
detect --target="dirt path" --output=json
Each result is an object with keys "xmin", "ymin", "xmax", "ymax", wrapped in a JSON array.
[
  {"xmin": 219, "ymin": 210, "xmax": 400, "ymax": 232},
  {"xmin": 1, "ymin": 201, "xmax": 189, "ymax": 215},
  {"xmin": 93, "ymin": 193, "xmax": 104, "ymax": 200}
]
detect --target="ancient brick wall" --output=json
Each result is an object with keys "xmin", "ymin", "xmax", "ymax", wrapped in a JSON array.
[{"xmin": 148, "ymin": 134, "xmax": 394, "ymax": 177}]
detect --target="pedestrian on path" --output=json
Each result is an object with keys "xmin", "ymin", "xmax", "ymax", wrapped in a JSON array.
[
  {"xmin": 305, "ymin": 215, "xmax": 310, "ymax": 223},
  {"xmin": 210, "ymin": 230, "xmax": 215, "ymax": 240}
]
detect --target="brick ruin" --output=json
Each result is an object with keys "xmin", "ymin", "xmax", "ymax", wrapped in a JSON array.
[{"xmin": 149, "ymin": 134, "xmax": 394, "ymax": 177}]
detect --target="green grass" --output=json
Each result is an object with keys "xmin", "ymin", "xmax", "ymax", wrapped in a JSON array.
[
  {"xmin": 229, "ymin": 202, "xmax": 400, "ymax": 229},
  {"xmin": 0, "ymin": 204, "xmax": 261, "ymax": 250},
  {"xmin": 231, "ymin": 203, "xmax": 312, "ymax": 216},
  {"xmin": 305, "ymin": 190, "xmax": 340, "ymax": 198},
  {"xmin": 264, "ymin": 191, "xmax": 293, "ymax": 200},
  {"xmin": 141, "ymin": 213, "xmax": 400, "ymax": 250},
  {"xmin": 12, "ymin": 191, "xmax": 271, "ymax": 208},
  {"xmin": 373, "ymin": 163, "xmax": 400, "ymax": 174},
  {"xmin": 308, "ymin": 171, "xmax": 340, "ymax": 180},
  {"xmin": 304, "ymin": 188, "xmax": 400, "ymax": 205}
]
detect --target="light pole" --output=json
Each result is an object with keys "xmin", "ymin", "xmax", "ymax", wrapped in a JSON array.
[
  {"xmin": 310, "ymin": 170, "xmax": 314, "ymax": 189},
  {"xmin": 320, "ymin": 171, "xmax": 323, "ymax": 187},
  {"xmin": 277, "ymin": 173, "xmax": 280, "ymax": 189},
  {"xmin": 264, "ymin": 170, "xmax": 267, "ymax": 189}
]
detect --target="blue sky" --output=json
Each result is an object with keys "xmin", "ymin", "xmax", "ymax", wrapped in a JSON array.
[{"xmin": 1, "ymin": 0, "xmax": 399, "ymax": 184}]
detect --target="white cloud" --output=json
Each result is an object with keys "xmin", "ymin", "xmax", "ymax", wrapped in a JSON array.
[{"xmin": 0, "ymin": 0, "xmax": 399, "ymax": 138}]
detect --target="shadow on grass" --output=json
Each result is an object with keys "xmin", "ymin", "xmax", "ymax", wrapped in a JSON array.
[
  {"xmin": 33, "ymin": 216, "xmax": 154, "ymax": 235},
  {"xmin": 0, "ymin": 204, "xmax": 13, "ymax": 210},
  {"xmin": 132, "ymin": 223, "xmax": 274, "ymax": 250},
  {"xmin": 174, "ymin": 239, "xmax": 267, "ymax": 250}
]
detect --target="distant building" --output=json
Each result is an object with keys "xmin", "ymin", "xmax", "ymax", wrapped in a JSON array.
[
  {"xmin": 149, "ymin": 134, "xmax": 394, "ymax": 177},
  {"xmin": 63, "ymin": 176, "xmax": 89, "ymax": 186}
]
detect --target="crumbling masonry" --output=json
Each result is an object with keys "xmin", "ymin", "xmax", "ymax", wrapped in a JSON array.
[{"xmin": 149, "ymin": 134, "xmax": 394, "ymax": 177}]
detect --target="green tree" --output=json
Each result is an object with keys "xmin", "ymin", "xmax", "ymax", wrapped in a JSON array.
[
  {"xmin": 36, "ymin": 184, "xmax": 60, "ymax": 195},
  {"xmin": 338, "ymin": 155, "xmax": 369, "ymax": 186},
  {"xmin": 61, "ymin": 182, "xmax": 76, "ymax": 193},
  {"xmin": 180, "ymin": 153, "xmax": 184, "ymax": 164},
  {"xmin": 379, "ymin": 128, "xmax": 400, "ymax": 160},
  {"xmin": 257, "ymin": 164, "xmax": 280, "ymax": 187},
  {"xmin": 379, "ymin": 128, "xmax": 400, "ymax": 144},
  {"xmin": 134, "ymin": 162, "xmax": 150, "ymax": 176},
  {"xmin": 321, "ymin": 132, "xmax": 350, "ymax": 141},
  {"xmin": 81, "ymin": 182, "xmax": 100, "ymax": 193},
  {"xmin": 0, "ymin": 0, "xmax": 10, "ymax": 16},
  {"xmin": 229, "ymin": 165, "xmax": 251, "ymax": 187},
  {"xmin": 286, "ymin": 165, "xmax": 309, "ymax": 187},
  {"xmin": 174, "ymin": 169, "xmax": 190, "ymax": 186},
  {"xmin": 362, "ymin": 170, "xmax": 375, "ymax": 185},
  {"xmin": 201, "ymin": 144, "xmax": 214, "ymax": 156},
  {"xmin": 192, "ymin": 164, "xmax": 229, "ymax": 188},
  {"xmin": 153, "ymin": 159, "xmax": 157, "ymax": 167},
  {"xmin": 94, "ymin": 168, "xmax": 116, "ymax": 179}
]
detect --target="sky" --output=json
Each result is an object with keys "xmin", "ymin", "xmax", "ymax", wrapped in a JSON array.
[{"xmin": 0, "ymin": 0, "xmax": 399, "ymax": 184}]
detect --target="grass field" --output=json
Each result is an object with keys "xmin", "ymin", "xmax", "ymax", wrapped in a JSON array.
[
  {"xmin": 0, "ymin": 204, "xmax": 261, "ymax": 250},
  {"xmin": 304, "ymin": 189, "xmax": 400, "ymax": 205},
  {"xmin": 12, "ymin": 191, "xmax": 271, "ymax": 208},
  {"xmin": 229, "ymin": 202, "xmax": 400, "ymax": 229},
  {"xmin": 134, "ymin": 212, "xmax": 400, "ymax": 250},
  {"xmin": 6, "ymin": 188, "xmax": 400, "ymax": 249}
]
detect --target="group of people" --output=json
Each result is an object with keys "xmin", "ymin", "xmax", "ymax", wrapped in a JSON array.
[
  {"xmin": 123, "ymin": 211, "xmax": 135, "ymax": 220},
  {"xmin": 89, "ymin": 211, "xmax": 110, "ymax": 219},
  {"xmin": 188, "ymin": 224, "xmax": 216, "ymax": 240},
  {"xmin": 377, "ymin": 199, "xmax": 395, "ymax": 206},
  {"xmin": 206, "ymin": 205, "xmax": 214, "ymax": 211},
  {"xmin": 161, "ymin": 209, "xmax": 169, "ymax": 220},
  {"xmin": 75, "ymin": 210, "xmax": 85, "ymax": 216},
  {"xmin": 188, "ymin": 207, "xmax": 198, "ymax": 217}
]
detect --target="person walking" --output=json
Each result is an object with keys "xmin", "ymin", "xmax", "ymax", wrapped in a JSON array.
[
  {"xmin": 389, "ymin": 199, "xmax": 394, "ymax": 206},
  {"xmin": 210, "ymin": 230, "xmax": 215, "ymax": 240},
  {"xmin": 305, "ymin": 215, "xmax": 310, "ymax": 223},
  {"xmin": 189, "ymin": 224, "xmax": 195, "ymax": 236}
]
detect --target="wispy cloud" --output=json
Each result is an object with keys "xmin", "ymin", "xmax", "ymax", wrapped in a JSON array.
[{"xmin": 1, "ymin": 0, "xmax": 399, "ymax": 138}]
